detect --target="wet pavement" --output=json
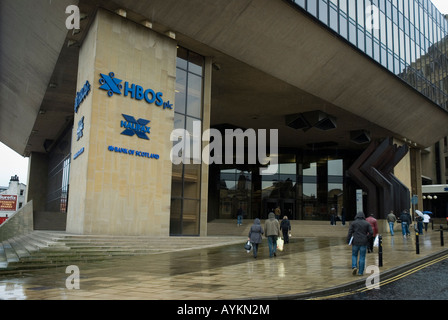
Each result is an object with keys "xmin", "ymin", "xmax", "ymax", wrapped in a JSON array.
[{"xmin": 0, "ymin": 227, "xmax": 447, "ymax": 300}]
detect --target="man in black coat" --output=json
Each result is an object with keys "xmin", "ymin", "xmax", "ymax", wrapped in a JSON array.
[
  {"xmin": 399, "ymin": 210, "xmax": 412, "ymax": 237},
  {"xmin": 347, "ymin": 212, "xmax": 373, "ymax": 276}
]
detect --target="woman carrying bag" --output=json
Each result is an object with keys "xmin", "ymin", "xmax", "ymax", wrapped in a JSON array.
[{"xmin": 248, "ymin": 218, "xmax": 264, "ymax": 258}]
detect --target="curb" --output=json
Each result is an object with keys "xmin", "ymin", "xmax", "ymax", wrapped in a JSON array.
[{"xmin": 248, "ymin": 248, "xmax": 448, "ymax": 300}]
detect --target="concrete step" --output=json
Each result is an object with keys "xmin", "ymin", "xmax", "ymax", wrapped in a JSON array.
[{"xmin": 0, "ymin": 230, "xmax": 245, "ymax": 273}]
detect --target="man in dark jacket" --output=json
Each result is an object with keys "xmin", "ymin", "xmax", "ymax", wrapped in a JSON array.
[
  {"xmin": 280, "ymin": 216, "xmax": 291, "ymax": 244},
  {"xmin": 399, "ymin": 210, "xmax": 412, "ymax": 237},
  {"xmin": 347, "ymin": 212, "xmax": 373, "ymax": 276}
]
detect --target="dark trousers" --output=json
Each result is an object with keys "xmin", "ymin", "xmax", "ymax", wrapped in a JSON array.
[
  {"xmin": 367, "ymin": 235, "xmax": 374, "ymax": 253},
  {"xmin": 282, "ymin": 229, "xmax": 289, "ymax": 243}
]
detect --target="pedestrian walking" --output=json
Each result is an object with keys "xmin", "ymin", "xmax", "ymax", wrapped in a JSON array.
[
  {"xmin": 265, "ymin": 212, "xmax": 281, "ymax": 257},
  {"xmin": 415, "ymin": 210, "xmax": 424, "ymax": 234},
  {"xmin": 237, "ymin": 207, "xmax": 244, "ymax": 226},
  {"xmin": 347, "ymin": 212, "xmax": 373, "ymax": 276},
  {"xmin": 274, "ymin": 206, "xmax": 281, "ymax": 220},
  {"xmin": 366, "ymin": 213, "xmax": 378, "ymax": 253},
  {"xmin": 280, "ymin": 216, "xmax": 291, "ymax": 244},
  {"xmin": 423, "ymin": 212, "xmax": 431, "ymax": 232},
  {"xmin": 248, "ymin": 218, "xmax": 264, "ymax": 258},
  {"xmin": 330, "ymin": 207, "xmax": 337, "ymax": 226},
  {"xmin": 386, "ymin": 210, "xmax": 397, "ymax": 236},
  {"xmin": 399, "ymin": 210, "xmax": 412, "ymax": 237}
]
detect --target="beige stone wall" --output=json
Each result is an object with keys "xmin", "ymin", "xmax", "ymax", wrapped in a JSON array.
[
  {"xmin": 393, "ymin": 139, "xmax": 423, "ymax": 211},
  {"xmin": 0, "ymin": 200, "xmax": 33, "ymax": 241},
  {"xmin": 67, "ymin": 9, "xmax": 176, "ymax": 236},
  {"xmin": 394, "ymin": 140, "xmax": 412, "ymax": 193}
]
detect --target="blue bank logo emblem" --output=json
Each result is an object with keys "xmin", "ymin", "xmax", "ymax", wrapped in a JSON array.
[
  {"xmin": 99, "ymin": 72, "xmax": 122, "ymax": 97},
  {"xmin": 121, "ymin": 114, "xmax": 150, "ymax": 140}
]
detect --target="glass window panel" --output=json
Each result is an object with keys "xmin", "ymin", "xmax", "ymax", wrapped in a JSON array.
[
  {"xmin": 387, "ymin": 18, "xmax": 393, "ymax": 49},
  {"xmin": 381, "ymin": 45, "xmax": 387, "ymax": 68},
  {"xmin": 171, "ymin": 165, "xmax": 183, "ymax": 197},
  {"xmin": 339, "ymin": 0, "xmax": 347, "ymax": 13},
  {"xmin": 296, "ymin": 0, "xmax": 305, "ymax": 8},
  {"xmin": 358, "ymin": 27, "xmax": 365, "ymax": 51},
  {"xmin": 169, "ymin": 198, "xmax": 182, "ymax": 235},
  {"xmin": 348, "ymin": 0, "xmax": 356, "ymax": 21},
  {"xmin": 340, "ymin": 15, "xmax": 348, "ymax": 38},
  {"xmin": 388, "ymin": 51, "xmax": 394, "ymax": 73},
  {"xmin": 308, "ymin": 0, "xmax": 317, "ymax": 16},
  {"xmin": 186, "ymin": 73, "xmax": 202, "ymax": 118},
  {"xmin": 357, "ymin": 0, "xmax": 365, "ymax": 27},
  {"xmin": 186, "ymin": 117, "xmax": 202, "ymax": 163},
  {"xmin": 175, "ymin": 68, "xmax": 187, "ymax": 114},
  {"xmin": 319, "ymin": 0, "xmax": 328, "ymax": 24},
  {"xmin": 181, "ymin": 199, "xmax": 200, "ymax": 235},
  {"xmin": 173, "ymin": 112, "xmax": 185, "ymax": 130},
  {"xmin": 366, "ymin": 34, "xmax": 373, "ymax": 57},
  {"xmin": 176, "ymin": 47, "xmax": 188, "ymax": 70},
  {"xmin": 188, "ymin": 51, "xmax": 204, "ymax": 76},
  {"xmin": 374, "ymin": 38, "xmax": 380, "ymax": 62},
  {"xmin": 380, "ymin": 11, "xmax": 386, "ymax": 45},
  {"xmin": 329, "ymin": 6, "xmax": 338, "ymax": 31},
  {"xmin": 349, "ymin": 21, "xmax": 357, "ymax": 45},
  {"xmin": 183, "ymin": 164, "xmax": 201, "ymax": 199}
]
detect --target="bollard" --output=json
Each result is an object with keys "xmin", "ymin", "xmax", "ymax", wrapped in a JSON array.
[
  {"xmin": 416, "ymin": 232, "xmax": 420, "ymax": 254},
  {"xmin": 378, "ymin": 235, "xmax": 383, "ymax": 267},
  {"xmin": 441, "ymin": 225, "xmax": 444, "ymax": 247}
]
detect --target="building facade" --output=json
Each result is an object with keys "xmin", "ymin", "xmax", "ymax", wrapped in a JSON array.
[
  {"xmin": 2, "ymin": 0, "xmax": 448, "ymax": 236},
  {"xmin": 0, "ymin": 175, "xmax": 27, "ymax": 218}
]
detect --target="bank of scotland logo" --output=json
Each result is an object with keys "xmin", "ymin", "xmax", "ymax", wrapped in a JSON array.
[
  {"xmin": 120, "ymin": 114, "xmax": 150, "ymax": 140},
  {"xmin": 99, "ymin": 72, "xmax": 122, "ymax": 96}
]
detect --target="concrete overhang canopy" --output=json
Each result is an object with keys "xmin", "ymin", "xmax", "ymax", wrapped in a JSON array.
[
  {"xmin": 111, "ymin": 0, "xmax": 448, "ymax": 148},
  {"xmin": 0, "ymin": 0, "xmax": 76, "ymax": 156}
]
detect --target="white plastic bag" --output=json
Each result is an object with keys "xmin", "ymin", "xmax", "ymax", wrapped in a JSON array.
[
  {"xmin": 277, "ymin": 237, "xmax": 284, "ymax": 251},
  {"xmin": 373, "ymin": 235, "xmax": 379, "ymax": 247}
]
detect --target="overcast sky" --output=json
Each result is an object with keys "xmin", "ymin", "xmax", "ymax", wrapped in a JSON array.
[
  {"xmin": 0, "ymin": 0, "xmax": 447, "ymax": 187},
  {"xmin": 0, "ymin": 142, "xmax": 29, "ymax": 187}
]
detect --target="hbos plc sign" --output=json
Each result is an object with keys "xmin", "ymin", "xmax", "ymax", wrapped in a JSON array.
[{"xmin": 98, "ymin": 72, "xmax": 173, "ymax": 110}]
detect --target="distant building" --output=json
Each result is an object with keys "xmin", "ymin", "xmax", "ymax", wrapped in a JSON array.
[{"xmin": 0, "ymin": 175, "xmax": 27, "ymax": 218}]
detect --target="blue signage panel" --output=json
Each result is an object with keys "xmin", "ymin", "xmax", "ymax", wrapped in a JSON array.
[
  {"xmin": 108, "ymin": 145, "xmax": 159, "ymax": 160},
  {"xmin": 98, "ymin": 71, "xmax": 173, "ymax": 110},
  {"xmin": 74, "ymin": 81, "xmax": 91, "ymax": 113}
]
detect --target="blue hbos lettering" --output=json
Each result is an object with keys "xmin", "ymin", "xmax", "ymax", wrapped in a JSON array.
[
  {"xmin": 74, "ymin": 81, "xmax": 91, "ymax": 113},
  {"xmin": 99, "ymin": 72, "xmax": 173, "ymax": 110},
  {"xmin": 107, "ymin": 145, "xmax": 159, "ymax": 160}
]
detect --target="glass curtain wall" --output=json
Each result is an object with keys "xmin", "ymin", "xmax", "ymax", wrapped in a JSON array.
[
  {"xmin": 215, "ymin": 151, "xmax": 345, "ymax": 221},
  {"xmin": 287, "ymin": 0, "xmax": 448, "ymax": 110},
  {"xmin": 170, "ymin": 47, "xmax": 204, "ymax": 235},
  {"xmin": 45, "ymin": 126, "xmax": 72, "ymax": 213}
]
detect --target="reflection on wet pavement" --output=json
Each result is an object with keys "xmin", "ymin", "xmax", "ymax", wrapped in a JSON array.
[{"xmin": 1, "ymin": 231, "xmax": 447, "ymax": 300}]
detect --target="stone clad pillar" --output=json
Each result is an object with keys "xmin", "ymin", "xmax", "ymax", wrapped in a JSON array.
[{"xmin": 66, "ymin": 9, "xmax": 176, "ymax": 236}]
